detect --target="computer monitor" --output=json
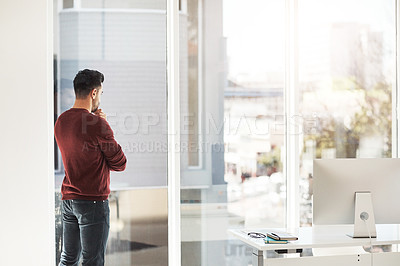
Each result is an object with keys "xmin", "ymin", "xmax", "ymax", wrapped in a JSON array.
[{"xmin": 313, "ymin": 158, "xmax": 400, "ymax": 238}]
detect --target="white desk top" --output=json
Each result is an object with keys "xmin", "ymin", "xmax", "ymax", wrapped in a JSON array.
[{"xmin": 229, "ymin": 224, "xmax": 400, "ymax": 251}]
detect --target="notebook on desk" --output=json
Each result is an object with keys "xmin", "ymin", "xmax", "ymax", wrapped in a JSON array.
[
  {"xmin": 266, "ymin": 230, "xmax": 298, "ymax": 241},
  {"xmin": 264, "ymin": 236, "xmax": 288, "ymax": 244}
]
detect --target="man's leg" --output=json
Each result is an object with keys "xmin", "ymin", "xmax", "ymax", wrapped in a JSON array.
[
  {"xmin": 59, "ymin": 200, "xmax": 81, "ymax": 266},
  {"xmin": 74, "ymin": 199, "xmax": 110, "ymax": 266}
]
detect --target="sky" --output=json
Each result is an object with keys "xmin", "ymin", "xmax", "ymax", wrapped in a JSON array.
[{"xmin": 222, "ymin": 0, "xmax": 395, "ymax": 82}]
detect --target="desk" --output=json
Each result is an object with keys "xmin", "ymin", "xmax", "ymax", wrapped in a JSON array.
[{"xmin": 229, "ymin": 225, "xmax": 400, "ymax": 266}]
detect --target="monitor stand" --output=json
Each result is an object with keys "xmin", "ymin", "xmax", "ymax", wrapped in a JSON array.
[{"xmin": 347, "ymin": 192, "xmax": 377, "ymax": 238}]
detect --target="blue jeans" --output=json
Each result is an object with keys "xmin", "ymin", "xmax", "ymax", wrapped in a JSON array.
[{"xmin": 59, "ymin": 199, "xmax": 110, "ymax": 266}]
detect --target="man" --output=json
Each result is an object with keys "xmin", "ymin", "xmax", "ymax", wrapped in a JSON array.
[{"xmin": 54, "ymin": 69, "xmax": 127, "ymax": 265}]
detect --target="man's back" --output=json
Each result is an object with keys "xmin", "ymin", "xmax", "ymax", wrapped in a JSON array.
[{"xmin": 55, "ymin": 107, "xmax": 127, "ymax": 201}]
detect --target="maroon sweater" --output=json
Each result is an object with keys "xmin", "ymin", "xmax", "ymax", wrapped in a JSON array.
[{"xmin": 54, "ymin": 108, "xmax": 127, "ymax": 200}]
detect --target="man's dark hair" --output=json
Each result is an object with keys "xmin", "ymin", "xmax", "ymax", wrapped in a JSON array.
[{"xmin": 73, "ymin": 69, "xmax": 104, "ymax": 99}]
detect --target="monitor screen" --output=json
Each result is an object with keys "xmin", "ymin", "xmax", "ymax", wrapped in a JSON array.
[{"xmin": 313, "ymin": 158, "xmax": 400, "ymax": 225}]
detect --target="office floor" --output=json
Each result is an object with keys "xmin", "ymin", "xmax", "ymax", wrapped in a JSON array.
[
  {"xmin": 54, "ymin": 175, "xmax": 290, "ymax": 266},
  {"xmin": 55, "ymin": 192, "xmax": 255, "ymax": 266},
  {"xmin": 55, "ymin": 192, "xmax": 169, "ymax": 266},
  {"xmin": 105, "ymin": 219, "xmax": 168, "ymax": 266}
]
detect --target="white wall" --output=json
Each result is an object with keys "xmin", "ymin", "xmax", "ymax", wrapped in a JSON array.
[{"xmin": 0, "ymin": 0, "xmax": 55, "ymax": 265}]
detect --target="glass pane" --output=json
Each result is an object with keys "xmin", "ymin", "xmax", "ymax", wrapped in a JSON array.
[
  {"xmin": 298, "ymin": 0, "xmax": 395, "ymax": 226},
  {"xmin": 53, "ymin": 0, "xmax": 168, "ymax": 264},
  {"xmin": 63, "ymin": 0, "xmax": 73, "ymax": 9},
  {"xmin": 180, "ymin": 0, "xmax": 285, "ymax": 264}
]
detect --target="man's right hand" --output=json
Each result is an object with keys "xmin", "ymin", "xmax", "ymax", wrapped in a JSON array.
[{"xmin": 94, "ymin": 108, "xmax": 107, "ymax": 120}]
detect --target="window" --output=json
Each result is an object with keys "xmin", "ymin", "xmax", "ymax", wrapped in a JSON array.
[
  {"xmin": 180, "ymin": 0, "xmax": 286, "ymax": 264},
  {"xmin": 54, "ymin": 0, "xmax": 399, "ymax": 264},
  {"xmin": 298, "ymin": 0, "xmax": 395, "ymax": 226},
  {"xmin": 178, "ymin": 0, "xmax": 397, "ymax": 264}
]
